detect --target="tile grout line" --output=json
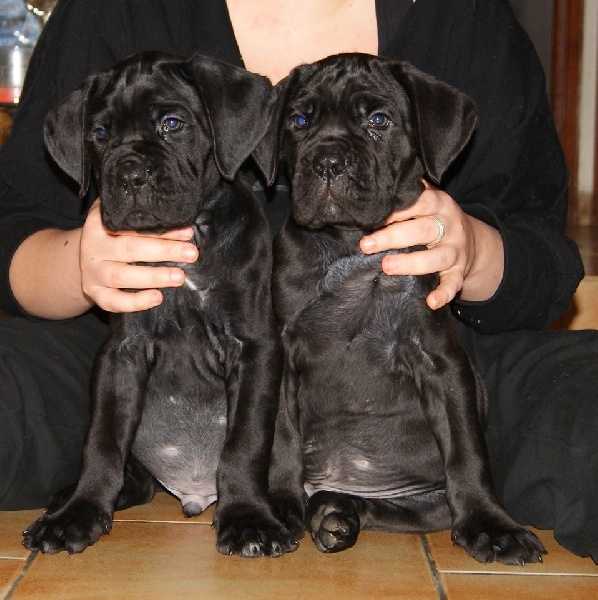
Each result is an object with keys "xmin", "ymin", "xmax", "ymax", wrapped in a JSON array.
[
  {"xmin": 4, "ymin": 552, "xmax": 37, "ymax": 600},
  {"xmin": 437, "ymin": 571, "xmax": 598, "ymax": 578},
  {"xmin": 420, "ymin": 535, "xmax": 448, "ymax": 600},
  {"xmin": 114, "ymin": 519, "xmax": 213, "ymax": 525}
]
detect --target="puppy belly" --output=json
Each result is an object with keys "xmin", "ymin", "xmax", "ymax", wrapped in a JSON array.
[
  {"xmin": 297, "ymin": 361, "xmax": 446, "ymax": 500},
  {"xmin": 302, "ymin": 430, "xmax": 445, "ymax": 500},
  {"xmin": 132, "ymin": 375, "xmax": 227, "ymax": 514}
]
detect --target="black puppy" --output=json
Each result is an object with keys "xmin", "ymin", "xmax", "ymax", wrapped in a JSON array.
[
  {"xmin": 23, "ymin": 52, "xmax": 296, "ymax": 558},
  {"xmin": 263, "ymin": 53, "xmax": 546, "ymax": 565}
]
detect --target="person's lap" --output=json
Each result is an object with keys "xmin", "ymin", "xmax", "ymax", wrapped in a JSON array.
[
  {"xmin": 459, "ymin": 323, "xmax": 598, "ymax": 562},
  {"xmin": 0, "ymin": 310, "xmax": 107, "ymax": 509}
]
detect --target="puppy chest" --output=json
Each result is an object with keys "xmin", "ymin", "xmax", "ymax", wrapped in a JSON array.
[{"xmin": 291, "ymin": 270, "xmax": 425, "ymax": 352}]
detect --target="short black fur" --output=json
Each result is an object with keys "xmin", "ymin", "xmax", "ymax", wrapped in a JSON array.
[
  {"xmin": 264, "ymin": 53, "xmax": 546, "ymax": 565},
  {"xmin": 23, "ymin": 51, "xmax": 297, "ymax": 558}
]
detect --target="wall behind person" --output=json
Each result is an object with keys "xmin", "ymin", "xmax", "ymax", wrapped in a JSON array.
[{"xmin": 508, "ymin": 0, "xmax": 554, "ymax": 91}]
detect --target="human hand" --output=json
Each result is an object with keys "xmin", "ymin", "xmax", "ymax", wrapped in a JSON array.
[
  {"xmin": 359, "ymin": 182, "xmax": 476, "ymax": 310},
  {"xmin": 79, "ymin": 200, "xmax": 199, "ymax": 312}
]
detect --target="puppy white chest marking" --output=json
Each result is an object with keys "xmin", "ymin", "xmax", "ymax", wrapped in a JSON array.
[
  {"xmin": 184, "ymin": 276, "xmax": 198, "ymax": 291},
  {"xmin": 183, "ymin": 273, "xmax": 210, "ymax": 304}
]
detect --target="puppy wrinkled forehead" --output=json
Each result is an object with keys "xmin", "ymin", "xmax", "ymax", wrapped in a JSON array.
[
  {"xmin": 291, "ymin": 55, "xmax": 404, "ymax": 114},
  {"xmin": 109, "ymin": 63, "xmax": 181, "ymax": 103},
  {"xmin": 307, "ymin": 53, "xmax": 388, "ymax": 82},
  {"xmin": 86, "ymin": 59, "xmax": 198, "ymax": 124}
]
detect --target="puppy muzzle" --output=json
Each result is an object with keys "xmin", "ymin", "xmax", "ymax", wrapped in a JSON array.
[
  {"xmin": 116, "ymin": 156, "xmax": 151, "ymax": 195},
  {"xmin": 292, "ymin": 142, "xmax": 383, "ymax": 230}
]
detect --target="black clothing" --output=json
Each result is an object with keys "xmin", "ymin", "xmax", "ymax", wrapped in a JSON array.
[
  {"xmin": 0, "ymin": 0, "xmax": 595, "ymax": 562},
  {"xmin": 0, "ymin": 311, "xmax": 107, "ymax": 508},
  {"xmin": 0, "ymin": 0, "xmax": 584, "ymax": 327},
  {"xmin": 457, "ymin": 324, "xmax": 598, "ymax": 562}
]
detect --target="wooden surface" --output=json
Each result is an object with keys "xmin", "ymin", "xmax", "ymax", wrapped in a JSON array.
[{"xmin": 1, "ymin": 493, "xmax": 596, "ymax": 599}]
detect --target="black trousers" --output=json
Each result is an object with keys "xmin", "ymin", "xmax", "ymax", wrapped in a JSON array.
[
  {"xmin": 1, "ymin": 311, "xmax": 596, "ymax": 561},
  {"xmin": 0, "ymin": 310, "xmax": 107, "ymax": 510},
  {"xmin": 457, "ymin": 323, "xmax": 598, "ymax": 563}
]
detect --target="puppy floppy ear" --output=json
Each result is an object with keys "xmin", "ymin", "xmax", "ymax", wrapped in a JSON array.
[
  {"xmin": 391, "ymin": 61, "xmax": 477, "ymax": 185},
  {"xmin": 252, "ymin": 64, "xmax": 318, "ymax": 185},
  {"xmin": 186, "ymin": 55, "xmax": 274, "ymax": 180},
  {"xmin": 250, "ymin": 82, "xmax": 286, "ymax": 186},
  {"xmin": 43, "ymin": 79, "xmax": 96, "ymax": 198},
  {"xmin": 252, "ymin": 69, "xmax": 298, "ymax": 185}
]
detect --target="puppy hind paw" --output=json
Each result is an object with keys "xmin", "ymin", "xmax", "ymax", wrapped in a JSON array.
[
  {"xmin": 309, "ymin": 504, "xmax": 360, "ymax": 553},
  {"xmin": 22, "ymin": 501, "xmax": 112, "ymax": 555},
  {"xmin": 216, "ymin": 516, "xmax": 299, "ymax": 558},
  {"xmin": 452, "ymin": 521, "xmax": 546, "ymax": 565}
]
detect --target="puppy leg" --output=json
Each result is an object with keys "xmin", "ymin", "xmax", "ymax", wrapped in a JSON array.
[
  {"xmin": 268, "ymin": 348, "xmax": 307, "ymax": 541},
  {"xmin": 214, "ymin": 338, "xmax": 298, "ymax": 558},
  {"xmin": 45, "ymin": 454, "xmax": 156, "ymax": 519},
  {"xmin": 401, "ymin": 345, "xmax": 546, "ymax": 565},
  {"xmin": 113, "ymin": 455, "xmax": 157, "ymax": 512},
  {"xmin": 23, "ymin": 342, "xmax": 147, "ymax": 554}
]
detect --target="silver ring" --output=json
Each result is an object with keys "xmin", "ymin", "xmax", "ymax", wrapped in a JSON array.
[{"xmin": 427, "ymin": 215, "xmax": 446, "ymax": 248}]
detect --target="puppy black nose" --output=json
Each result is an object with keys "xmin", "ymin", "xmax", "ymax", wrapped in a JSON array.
[
  {"xmin": 312, "ymin": 152, "xmax": 346, "ymax": 180},
  {"xmin": 118, "ymin": 159, "xmax": 149, "ymax": 191}
]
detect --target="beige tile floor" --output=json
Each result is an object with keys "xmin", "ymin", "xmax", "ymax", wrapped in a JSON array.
[{"xmin": 1, "ymin": 492, "xmax": 596, "ymax": 600}]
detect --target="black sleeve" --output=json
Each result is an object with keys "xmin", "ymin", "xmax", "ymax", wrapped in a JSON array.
[
  {"xmin": 0, "ymin": 0, "xmax": 122, "ymax": 315},
  {"xmin": 447, "ymin": 0, "xmax": 583, "ymax": 333},
  {"xmin": 391, "ymin": 0, "xmax": 584, "ymax": 333}
]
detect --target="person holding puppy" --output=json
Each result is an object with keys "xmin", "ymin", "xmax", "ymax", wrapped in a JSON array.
[{"xmin": 0, "ymin": 0, "xmax": 595, "ymax": 562}]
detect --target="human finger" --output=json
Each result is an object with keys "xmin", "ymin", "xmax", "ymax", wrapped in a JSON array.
[
  {"xmin": 90, "ymin": 287, "xmax": 165, "ymax": 313},
  {"xmin": 109, "ymin": 233, "xmax": 199, "ymax": 264},
  {"xmin": 380, "ymin": 244, "xmax": 457, "ymax": 277},
  {"xmin": 383, "ymin": 186, "xmax": 442, "ymax": 224},
  {"xmin": 361, "ymin": 215, "xmax": 447, "ymax": 254},
  {"xmin": 93, "ymin": 261, "xmax": 187, "ymax": 291},
  {"xmin": 426, "ymin": 269, "xmax": 465, "ymax": 310},
  {"xmin": 133, "ymin": 226, "xmax": 195, "ymax": 242}
]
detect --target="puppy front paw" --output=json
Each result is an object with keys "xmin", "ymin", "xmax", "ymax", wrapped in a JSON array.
[
  {"xmin": 452, "ymin": 516, "xmax": 546, "ymax": 565},
  {"xmin": 22, "ymin": 501, "xmax": 112, "ymax": 555},
  {"xmin": 215, "ymin": 512, "xmax": 299, "ymax": 558},
  {"xmin": 307, "ymin": 495, "xmax": 360, "ymax": 553}
]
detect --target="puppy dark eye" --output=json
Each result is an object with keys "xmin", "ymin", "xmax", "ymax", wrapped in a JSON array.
[
  {"xmin": 162, "ymin": 116, "xmax": 183, "ymax": 133},
  {"xmin": 369, "ymin": 113, "xmax": 390, "ymax": 128},
  {"xmin": 93, "ymin": 126, "xmax": 108, "ymax": 141},
  {"xmin": 293, "ymin": 114, "xmax": 308, "ymax": 128}
]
